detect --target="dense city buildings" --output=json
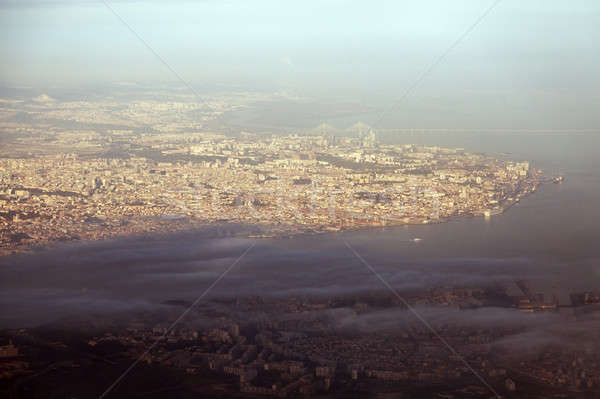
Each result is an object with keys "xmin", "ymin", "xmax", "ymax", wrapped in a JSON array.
[{"xmin": 1, "ymin": 99, "xmax": 551, "ymax": 254}]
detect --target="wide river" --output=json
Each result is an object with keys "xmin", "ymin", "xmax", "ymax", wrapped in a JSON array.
[{"xmin": 1, "ymin": 132, "xmax": 599, "ymax": 328}]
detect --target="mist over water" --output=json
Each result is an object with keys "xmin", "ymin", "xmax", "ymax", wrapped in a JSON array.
[{"xmin": 1, "ymin": 132, "xmax": 599, "ymax": 329}]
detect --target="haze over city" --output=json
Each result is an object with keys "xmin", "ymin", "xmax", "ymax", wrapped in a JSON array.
[{"xmin": 1, "ymin": 1, "xmax": 600, "ymax": 398}]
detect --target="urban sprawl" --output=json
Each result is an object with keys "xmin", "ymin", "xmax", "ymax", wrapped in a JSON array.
[{"xmin": 1, "ymin": 118, "xmax": 553, "ymax": 254}]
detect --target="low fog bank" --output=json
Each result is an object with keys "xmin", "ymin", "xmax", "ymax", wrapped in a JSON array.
[{"xmin": 1, "ymin": 229, "xmax": 598, "ymax": 329}]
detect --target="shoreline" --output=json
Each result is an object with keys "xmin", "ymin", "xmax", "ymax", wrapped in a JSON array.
[{"xmin": 0, "ymin": 179, "xmax": 557, "ymax": 257}]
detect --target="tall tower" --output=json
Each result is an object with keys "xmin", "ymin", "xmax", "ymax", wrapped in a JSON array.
[{"xmin": 363, "ymin": 128, "xmax": 376, "ymax": 148}]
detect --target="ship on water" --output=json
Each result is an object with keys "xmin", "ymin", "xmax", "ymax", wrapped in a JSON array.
[{"xmin": 483, "ymin": 208, "xmax": 504, "ymax": 218}]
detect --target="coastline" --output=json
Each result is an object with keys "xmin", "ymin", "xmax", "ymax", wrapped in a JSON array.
[{"xmin": 0, "ymin": 178, "xmax": 557, "ymax": 257}]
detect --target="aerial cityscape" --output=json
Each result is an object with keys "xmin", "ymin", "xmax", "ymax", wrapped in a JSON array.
[
  {"xmin": 2, "ymin": 89, "xmax": 598, "ymax": 399},
  {"xmin": 1, "ymin": 94, "xmax": 551, "ymax": 254},
  {"xmin": 2, "ymin": 1, "xmax": 600, "ymax": 399}
]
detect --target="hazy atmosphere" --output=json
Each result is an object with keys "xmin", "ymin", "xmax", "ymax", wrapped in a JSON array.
[
  {"xmin": 2, "ymin": 0, "xmax": 600, "ymax": 127},
  {"xmin": 1, "ymin": 1, "xmax": 600, "ymax": 398}
]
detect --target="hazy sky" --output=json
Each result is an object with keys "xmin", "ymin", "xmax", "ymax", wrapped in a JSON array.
[{"xmin": 1, "ymin": 0, "xmax": 600, "ymax": 127}]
